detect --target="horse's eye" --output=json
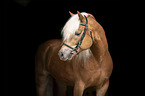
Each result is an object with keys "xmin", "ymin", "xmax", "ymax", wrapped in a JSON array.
[{"xmin": 75, "ymin": 32, "xmax": 81, "ymax": 36}]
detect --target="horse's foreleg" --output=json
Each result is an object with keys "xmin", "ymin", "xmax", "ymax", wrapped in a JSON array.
[
  {"xmin": 96, "ymin": 80, "xmax": 109, "ymax": 96},
  {"xmin": 53, "ymin": 79, "xmax": 67, "ymax": 96},
  {"xmin": 45, "ymin": 75, "xmax": 53, "ymax": 96},
  {"xmin": 36, "ymin": 73, "xmax": 53, "ymax": 96},
  {"xmin": 74, "ymin": 81, "xmax": 85, "ymax": 96}
]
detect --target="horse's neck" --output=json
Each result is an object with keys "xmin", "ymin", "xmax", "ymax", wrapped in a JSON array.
[{"xmin": 90, "ymin": 25, "xmax": 108, "ymax": 62}]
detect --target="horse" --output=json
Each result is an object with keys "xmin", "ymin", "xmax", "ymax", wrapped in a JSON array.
[{"xmin": 35, "ymin": 11, "xmax": 113, "ymax": 96}]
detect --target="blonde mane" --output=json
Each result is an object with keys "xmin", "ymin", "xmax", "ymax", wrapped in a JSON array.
[
  {"xmin": 61, "ymin": 12, "xmax": 88, "ymax": 41},
  {"xmin": 61, "ymin": 12, "xmax": 93, "ymax": 62}
]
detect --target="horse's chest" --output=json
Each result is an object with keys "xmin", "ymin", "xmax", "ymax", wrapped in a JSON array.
[
  {"xmin": 81, "ymin": 69, "xmax": 109, "ymax": 88},
  {"xmin": 80, "ymin": 69, "xmax": 101, "ymax": 86},
  {"xmin": 49, "ymin": 62, "xmax": 75, "ymax": 86}
]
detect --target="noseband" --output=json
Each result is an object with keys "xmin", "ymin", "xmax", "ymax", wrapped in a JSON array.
[{"xmin": 62, "ymin": 15, "xmax": 93, "ymax": 55}]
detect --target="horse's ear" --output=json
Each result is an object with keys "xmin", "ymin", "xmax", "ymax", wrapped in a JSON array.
[
  {"xmin": 69, "ymin": 11, "xmax": 74, "ymax": 16},
  {"xmin": 77, "ymin": 11, "xmax": 85, "ymax": 22}
]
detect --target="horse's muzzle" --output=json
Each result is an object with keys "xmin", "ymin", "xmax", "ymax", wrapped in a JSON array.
[{"xmin": 58, "ymin": 48, "xmax": 74, "ymax": 61}]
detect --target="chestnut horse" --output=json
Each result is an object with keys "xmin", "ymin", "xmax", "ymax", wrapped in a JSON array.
[{"xmin": 35, "ymin": 11, "xmax": 113, "ymax": 96}]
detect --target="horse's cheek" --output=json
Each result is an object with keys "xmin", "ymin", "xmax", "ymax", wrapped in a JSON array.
[{"xmin": 81, "ymin": 36, "xmax": 92, "ymax": 50}]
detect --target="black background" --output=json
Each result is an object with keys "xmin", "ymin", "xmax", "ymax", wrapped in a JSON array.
[{"xmin": 4, "ymin": 0, "xmax": 144, "ymax": 96}]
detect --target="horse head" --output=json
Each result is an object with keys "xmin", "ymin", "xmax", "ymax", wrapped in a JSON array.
[{"xmin": 58, "ymin": 11, "xmax": 94, "ymax": 61}]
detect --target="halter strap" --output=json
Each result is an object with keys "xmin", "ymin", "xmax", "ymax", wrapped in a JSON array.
[
  {"xmin": 62, "ymin": 42, "xmax": 79, "ymax": 54},
  {"xmin": 62, "ymin": 15, "xmax": 93, "ymax": 55}
]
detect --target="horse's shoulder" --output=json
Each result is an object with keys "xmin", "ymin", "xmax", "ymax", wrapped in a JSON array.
[{"xmin": 36, "ymin": 39, "xmax": 61, "ymax": 56}]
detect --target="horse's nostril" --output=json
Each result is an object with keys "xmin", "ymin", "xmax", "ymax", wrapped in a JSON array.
[
  {"xmin": 58, "ymin": 51, "xmax": 63, "ymax": 57},
  {"xmin": 61, "ymin": 52, "xmax": 63, "ymax": 57}
]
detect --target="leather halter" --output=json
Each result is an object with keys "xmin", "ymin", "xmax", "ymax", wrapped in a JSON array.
[{"xmin": 62, "ymin": 15, "xmax": 93, "ymax": 55}]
